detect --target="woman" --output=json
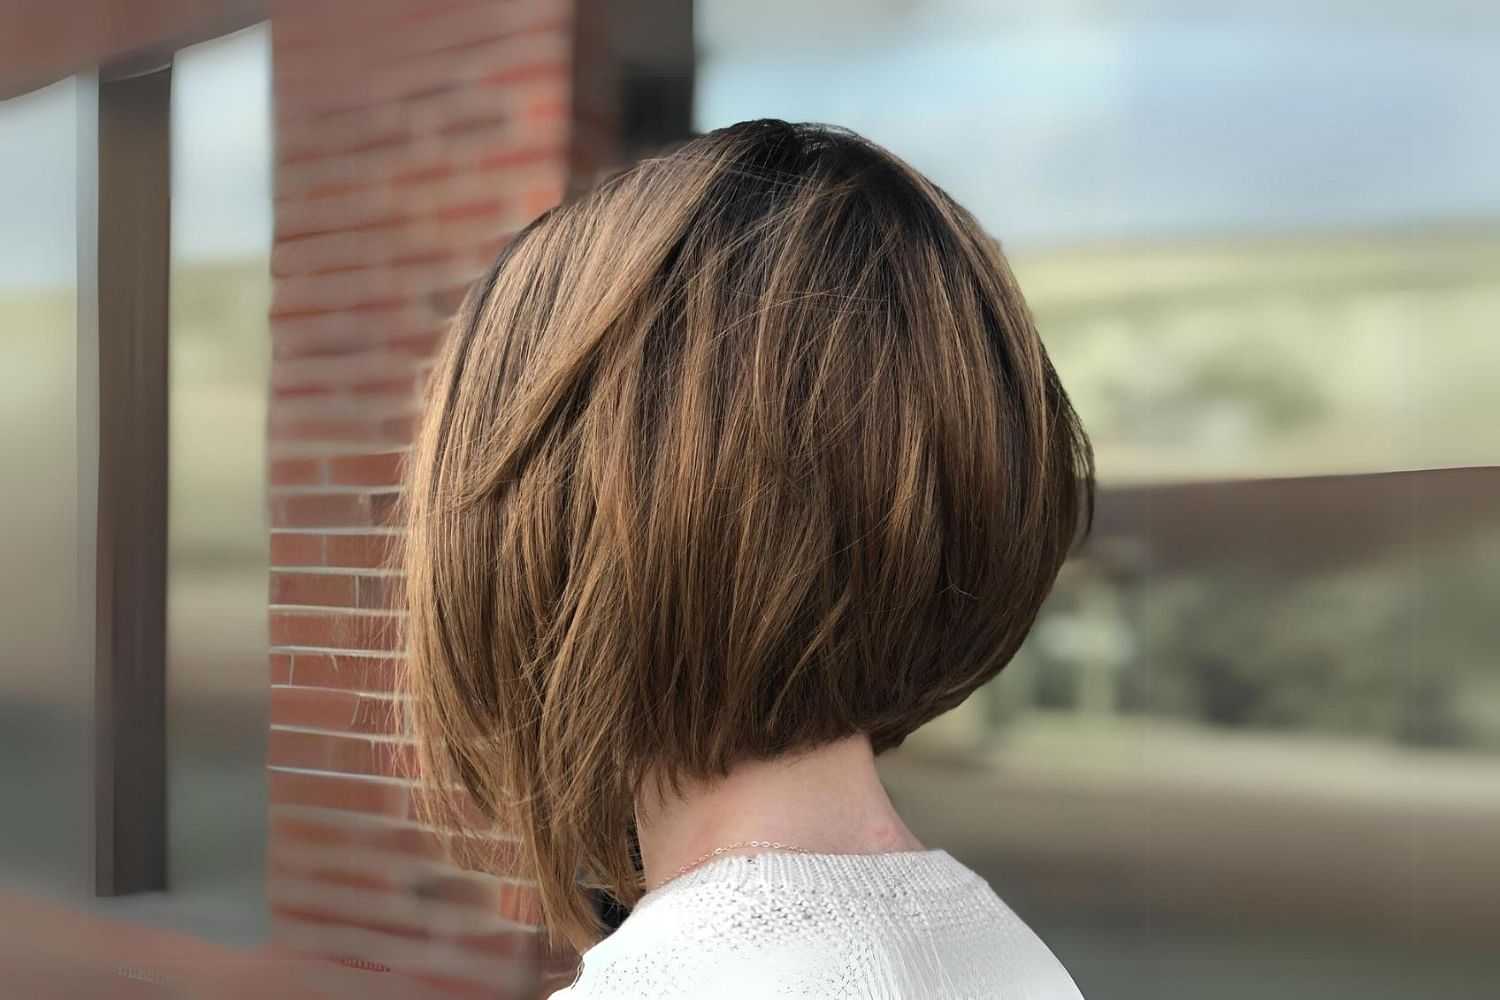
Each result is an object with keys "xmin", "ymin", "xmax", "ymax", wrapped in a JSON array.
[{"xmin": 402, "ymin": 119, "xmax": 1093, "ymax": 998}]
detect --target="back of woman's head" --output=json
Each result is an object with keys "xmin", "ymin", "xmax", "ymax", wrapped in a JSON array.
[{"xmin": 401, "ymin": 119, "xmax": 1094, "ymax": 950}]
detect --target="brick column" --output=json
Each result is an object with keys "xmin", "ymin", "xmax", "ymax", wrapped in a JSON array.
[{"xmin": 264, "ymin": 1, "xmax": 614, "ymax": 990}]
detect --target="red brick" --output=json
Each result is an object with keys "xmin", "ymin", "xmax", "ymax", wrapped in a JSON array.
[
  {"xmin": 275, "ymin": 211, "xmax": 411, "ymax": 243},
  {"xmin": 328, "ymin": 451, "xmax": 406, "ymax": 486},
  {"xmin": 271, "ymin": 571, "xmax": 357, "ymax": 607},
  {"xmin": 525, "ymin": 96, "xmax": 571, "ymax": 124},
  {"xmin": 272, "ymin": 811, "xmax": 398, "ymax": 854},
  {"xmin": 392, "ymin": 163, "xmax": 455, "ymax": 186},
  {"xmin": 479, "ymin": 61, "xmax": 569, "ymax": 88},
  {"xmin": 351, "ymin": 694, "xmax": 405, "ymax": 736},
  {"xmin": 293, "ymin": 259, "xmax": 376, "ymax": 279},
  {"xmin": 277, "ymin": 129, "xmax": 410, "ymax": 167},
  {"xmin": 272, "ymin": 492, "xmax": 372, "ymax": 528},
  {"xmin": 521, "ymin": 183, "xmax": 563, "ymax": 219},
  {"xmin": 270, "ymin": 813, "xmax": 361, "ymax": 850},
  {"xmin": 355, "ymin": 574, "xmax": 400, "ymax": 610},
  {"xmin": 274, "ymin": 329, "xmax": 374, "ymax": 358},
  {"xmin": 476, "ymin": 144, "xmax": 563, "ymax": 172},
  {"xmin": 426, "ymin": 281, "xmax": 473, "ymax": 317},
  {"xmin": 271, "ymin": 417, "xmax": 386, "ymax": 443},
  {"xmin": 389, "ymin": 248, "xmax": 455, "ymax": 268},
  {"xmin": 268, "ymin": 729, "xmax": 409, "ymax": 776},
  {"xmin": 271, "ymin": 531, "xmax": 325, "ymax": 567},
  {"xmin": 273, "ymin": 382, "xmax": 338, "ymax": 401},
  {"xmin": 268, "ymin": 769, "xmax": 409, "ymax": 818},
  {"xmin": 270, "ymin": 296, "xmax": 406, "ymax": 322},
  {"xmin": 291, "ymin": 652, "xmax": 400, "ymax": 692},
  {"xmin": 325, "ymin": 532, "xmax": 397, "ymax": 569},
  {"xmin": 416, "ymin": 873, "xmax": 503, "ymax": 909},
  {"xmin": 271, "ymin": 457, "xmax": 324, "ymax": 486},
  {"xmin": 270, "ymin": 612, "xmax": 334, "ymax": 647},
  {"xmin": 369, "ymin": 823, "xmax": 456, "ymax": 860},
  {"xmin": 270, "ymin": 320, "xmax": 410, "ymax": 358},
  {"xmin": 380, "ymin": 414, "xmax": 420, "ymax": 442},
  {"xmin": 270, "ymin": 610, "xmax": 401, "ymax": 651},
  {"xmin": 271, "ymin": 813, "xmax": 454, "ymax": 861},
  {"xmin": 267, "ymin": 853, "xmax": 400, "ymax": 894},
  {"xmin": 387, "ymin": 328, "xmax": 445, "ymax": 356},
  {"xmin": 369, "ymin": 491, "xmax": 401, "ymax": 526},
  {"xmin": 271, "ymin": 686, "xmax": 360, "ymax": 730},
  {"xmin": 351, "ymin": 375, "xmax": 418, "ymax": 398},
  {"xmin": 392, "ymin": 0, "xmax": 495, "ymax": 27},
  {"xmin": 450, "ymin": 930, "xmax": 546, "ymax": 960},
  {"xmin": 301, "ymin": 177, "xmax": 370, "ymax": 200},
  {"xmin": 268, "ymin": 902, "xmax": 431, "ymax": 944},
  {"xmin": 270, "ymin": 653, "xmax": 294, "ymax": 685},
  {"xmin": 434, "ymin": 197, "xmax": 506, "ymax": 222}
]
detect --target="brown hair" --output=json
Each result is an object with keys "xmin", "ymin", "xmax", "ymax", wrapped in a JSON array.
[{"xmin": 400, "ymin": 119, "xmax": 1093, "ymax": 950}]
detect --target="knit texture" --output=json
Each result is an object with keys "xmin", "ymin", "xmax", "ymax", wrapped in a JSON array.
[{"xmin": 549, "ymin": 849, "xmax": 1084, "ymax": 999}]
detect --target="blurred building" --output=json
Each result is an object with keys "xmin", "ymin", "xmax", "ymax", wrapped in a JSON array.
[{"xmin": 1, "ymin": 2, "xmax": 1496, "ymax": 998}]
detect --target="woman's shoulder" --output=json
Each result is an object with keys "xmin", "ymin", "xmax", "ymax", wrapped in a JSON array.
[
  {"xmin": 550, "ymin": 896, "xmax": 864, "ymax": 999},
  {"xmin": 549, "ymin": 851, "xmax": 1084, "ymax": 999},
  {"xmin": 548, "ymin": 876, "xmax": 756, "ymax": 998}
]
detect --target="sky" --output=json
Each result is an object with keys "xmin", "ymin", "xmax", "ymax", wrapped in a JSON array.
[
  {"xmin": 697, "ymin": 10, "xmax": 1500, "ymax": 248},
  {"xmin": 3, "ymin": 9, "xmax": 1498, "ymax": 290}
]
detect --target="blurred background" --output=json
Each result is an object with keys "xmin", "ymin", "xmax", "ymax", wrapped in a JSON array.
[{"xmin": 1, "ymin": 1, "xmax": 1496, "ymax": 997}]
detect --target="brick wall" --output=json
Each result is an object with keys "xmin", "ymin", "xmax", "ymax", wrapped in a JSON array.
[{"xmin": 264, "ymin": 1, "xmax": 617, "ymax": 992}]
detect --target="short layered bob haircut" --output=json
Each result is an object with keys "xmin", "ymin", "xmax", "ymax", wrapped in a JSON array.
[{"xmin": 401, "ymin": 119, "xmax": 1094, "ymax": 950}]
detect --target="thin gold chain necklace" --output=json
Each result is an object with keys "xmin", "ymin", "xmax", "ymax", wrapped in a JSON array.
[{"xmin": 652, "ymin": 840, "xmax": 811, "ymax": 892}]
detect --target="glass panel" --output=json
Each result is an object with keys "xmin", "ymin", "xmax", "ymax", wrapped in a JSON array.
[
  {"xmin": 162, "ymin": 22, "xmax": 273, "ymax": 946},
  {"xmin": 1024, "ymin": 238, "xmax": 1500, "ymax": 481},
  {"xmin": 0, "ymin": 77, "xmax": 90, "ymax": 898},
  {"xmin": 697, "ymin": 3, "xmax": 1500, "ymax": 480},
  {"xmin": 698, "ymin": 5, "xmax": 1500, "ymax": 241},
  {"xmin": 698, "ymin": 3, "xmax": 1500, "ymax": 997},
  {"xmin": 885, "ymin": 469, "xmax": 1500, "ymax": 998}
]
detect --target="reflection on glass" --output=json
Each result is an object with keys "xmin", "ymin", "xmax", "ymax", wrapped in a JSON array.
[
  {"xmin": 0, "ymin": 77, "xmax": 90, "ymax": 897},
  {"xmin": 889, "ymin": 471, "xmax": 1500, "ymax": 998},
  {"xmin": 698, "ymin": 3, "xmax": 1500, "ymax": 245},
  {"xmin": 698, "ymin": 2, "xmax": 1500, "ymax": 479},
  {"xmin": 1022, "ymin": 237, "xmax": 1500, "ymax": 481},
  {"xmin": 161, "ymin": 23, "xmax": 272, "ymax": 946},
  {"xmin": 698, "ymin": 3, "xmax": 1500, "ymax": 997}
]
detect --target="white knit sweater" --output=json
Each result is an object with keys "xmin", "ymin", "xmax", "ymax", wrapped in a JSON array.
[{"xmin": 550, "ymin": 849, "xmax": 1083, "ymax": 999}]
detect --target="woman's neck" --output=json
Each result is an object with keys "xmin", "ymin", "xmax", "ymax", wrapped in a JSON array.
[{"xmin": 635, "ymin": 734, "xmax": 924, "ymax": 891}]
